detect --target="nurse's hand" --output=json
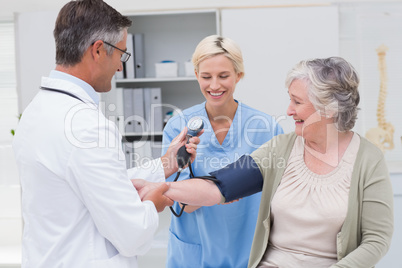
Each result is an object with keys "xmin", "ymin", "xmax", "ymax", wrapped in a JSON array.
[{"xmin": 161, "ymin": 126, "xmax": 204, "ymax": 178}]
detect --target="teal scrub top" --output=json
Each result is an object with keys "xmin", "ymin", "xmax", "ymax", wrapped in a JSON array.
[{"xmin": 162, "ymin": 101, "xmax": 283, "ymax": 268}]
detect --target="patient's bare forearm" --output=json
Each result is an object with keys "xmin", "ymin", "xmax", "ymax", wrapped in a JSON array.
[{"xmin": 165, "ymin": 179, "xmax": 222, "ymax": 206}]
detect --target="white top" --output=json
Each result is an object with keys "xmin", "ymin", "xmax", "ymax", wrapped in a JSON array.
[
  {"xmin": 13, "ymin": 76, "xmax": 165, "ymax": 268},
  {"xmin": 258, "ymin": 133, "xmax": 360, "ymax": 268}
]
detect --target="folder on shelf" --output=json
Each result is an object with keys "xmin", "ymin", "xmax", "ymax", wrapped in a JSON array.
[
  {"xmin": 105, "ymin": 87, "xmax": 124, "ymax": 130},
  {"xmin": 125, "ymin": 33, "xmax": 135, "ymax": 79},
  {"xmin": 151, "ymin": 141, "xmax": 162, "ymax": 158},
  {"xmin": 100, "ymin": 86, "xmax": 124, "ymax": 130},
  {"xmin": 143, "ymin": 87, "xmax": 151, "ymax": 132},
  {"xmin": 123, "ymin": 141, "xmax": 134, "ymax": 168},
  {"xmin": 132, "ymin": 88, "xmax": 145, "ymax": 133},
  {"xmin": 144, "ymin": 87, "xmax": 163, "ymax": 133},
  {"xmin": 133, "ymin": 140, "xmax": 153, "ymax": 166},
  {"xmin": 150, "ymin": 87, "xmax": 163, "ymax": 132},
  {"xmin": 114, "ymin": 87, "xmax": 125, "ymax": 131},
  {"xmin": 123, "ymin": 88, "xmax": 135, "ymax": 133},
  {"xmin": 134, "ymin": 33, "xmax": 145, "ymax": 78}
]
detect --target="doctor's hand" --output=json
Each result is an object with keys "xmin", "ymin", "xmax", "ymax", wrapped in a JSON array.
[
  {"xmin": 133, "ymin": 179, "xmax": 173, "ymax": 212},
  {"xmin": 161, "ymin": 126, "xmax": 204, "ymax": 178},
  {"xmin": 132, "ymin": 179, "xmax": 160, "ymax": 200}
]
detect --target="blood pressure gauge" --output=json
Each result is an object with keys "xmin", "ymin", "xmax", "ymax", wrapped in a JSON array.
[
  {"xmin": 187, "ymin": 117, "xmax": 204, "ymax": 137},
  {"xmin": 176, "ymin": 116, "xmax": 204, "ymax": 170}
]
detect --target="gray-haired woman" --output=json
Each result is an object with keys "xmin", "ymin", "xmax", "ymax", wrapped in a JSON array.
[{"xmin": 134, "ymin": 57, "xmax": 393, "ymax": 268}]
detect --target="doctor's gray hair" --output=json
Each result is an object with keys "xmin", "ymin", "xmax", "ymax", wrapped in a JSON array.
[
  {"xmin": 285, "ymin": 57, "xmax": 360, "ymax": 132},
  {"xmin": 54, "ymin": 0, "xmax": 132, "ymax": 66},
  {"xmin": 192, "ymin": 35, "xmax": 245, "ymax": 79}
]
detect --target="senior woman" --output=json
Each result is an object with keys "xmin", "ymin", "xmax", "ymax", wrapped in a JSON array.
[{"xmin": 133, "ymin": 57, "xmax": 394, "ymax": 268}]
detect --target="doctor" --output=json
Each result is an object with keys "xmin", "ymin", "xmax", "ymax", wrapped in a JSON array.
[{"xmin": 12, "ymin": 0, "xmax": 200, "ymax": 267}]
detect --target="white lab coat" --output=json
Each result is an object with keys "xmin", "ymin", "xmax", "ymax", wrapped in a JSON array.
[{"xmin": 13, "ymin": 76, "xmax": 165, "ymax": 268}]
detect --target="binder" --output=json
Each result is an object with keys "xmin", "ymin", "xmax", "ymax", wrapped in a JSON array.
[
  {"xmin": 133, "ymin": 33, "xmax": 145, "ymax": 78},
  {"xmin": 114, "ymin": 87, "xmax": 125, "ymax": 131},
  {"xmin": 151, "ymin": 88, "xmax": 163, "ymax": 132},
  {"xmin": 101, "ymin": 87, "xmax": 124, "ymax": 130},
  {"xmin": 123, "ymin": 88, "xmax": 135, "ymax": 133},
  {"xmin": 144, "ymin": 87, "xmax": 163, "ymax": 132},
  {"xmin": 125, "ymin": 33, "xmax": 135, "ymax": 79},
  {"xmin": 105, "ymin": 87, "xmax": 124, "ymax": 130},
  {"xmin": 151, "ymin": 141, "xmax": 162, "ymax": 158},
  {"xmin": 123, "ymin": 141, "xmax": 134, "ymax": 168},
  {"xmin": 133, "ymin": 140, "xmax": 153, "ymax": 166},
  {"xmin": 132, "ymin": 88, "xmax": 145, "ymax": 133},
  {"xmin": 143, "ymin": 88, "xmax": 151, "ymax": 133}
]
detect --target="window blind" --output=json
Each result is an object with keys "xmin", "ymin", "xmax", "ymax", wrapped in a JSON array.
[
  {"xmin": 0, "ymin": 22, "xmax": 16, "ymax": 90},
  {"xmin": 0, "ymin": 21, "xmax": 18, "ymax": 144}
]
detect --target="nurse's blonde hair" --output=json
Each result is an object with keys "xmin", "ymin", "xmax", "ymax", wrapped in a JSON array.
[{"xmin": 191, "ymin": 35, "xmax": 244, "ymax": 79}]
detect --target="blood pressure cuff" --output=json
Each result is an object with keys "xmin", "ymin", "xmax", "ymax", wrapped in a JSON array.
[{"xmin": 209, "ymin": 155, "xmax": 263, "ymax": 203}]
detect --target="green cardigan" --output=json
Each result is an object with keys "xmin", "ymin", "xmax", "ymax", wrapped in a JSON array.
[{"xmin": 249, "ymin": 132, "xmax": 394, "ymax": 268}]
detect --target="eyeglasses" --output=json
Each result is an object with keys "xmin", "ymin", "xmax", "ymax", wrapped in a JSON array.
[{"xmin": 103, "ymin": 41, "xmax": 131, "ymax": 63}]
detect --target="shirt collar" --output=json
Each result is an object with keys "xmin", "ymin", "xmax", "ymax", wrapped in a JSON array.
[{"xmin": 49, "ymin": 70, "xmax": 100, "ymax": 105}]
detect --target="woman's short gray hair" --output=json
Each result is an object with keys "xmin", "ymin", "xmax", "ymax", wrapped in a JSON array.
[{"xmin": 285, "ymin": 57, "xmax": 360, "ymax": 132}]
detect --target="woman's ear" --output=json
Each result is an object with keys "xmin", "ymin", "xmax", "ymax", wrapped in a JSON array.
[
  {"xmin": 236, "ymin": 72, "xmax": 244, "ymax": 83},
  {"xmin": 320, "ymin": 109, "xmax": 335, "ymax": 119}
]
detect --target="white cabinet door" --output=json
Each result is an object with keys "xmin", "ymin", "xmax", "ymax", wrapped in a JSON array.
[{"xmin": 221, "ymin": 6, "xmax": 339, "ymax": 133}]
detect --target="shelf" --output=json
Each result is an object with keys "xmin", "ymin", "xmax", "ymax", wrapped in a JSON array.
[
  {"xmin": 116, "ymin": 77, "xmax": 197, "ymax": 83},
  {"xmin": 123, "ymin": 131, "xmax": 163, "ymax": 136},
  {"xmin": 123, "ymin": 132, "xmax": 163, "ymax": 142},
  {"xmin": 126, "ymin": 9, "xmax": 219, "ymax": 17}
]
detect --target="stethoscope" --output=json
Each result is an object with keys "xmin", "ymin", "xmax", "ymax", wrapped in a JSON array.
[{"xmin": 40, "ymin": 86, "xmax": 85, "ymax": 103}]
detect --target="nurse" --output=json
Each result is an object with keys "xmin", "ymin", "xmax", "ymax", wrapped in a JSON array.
[{"xmin": 162, "ymin": 35, "xmax": 283, "ymax": 267}]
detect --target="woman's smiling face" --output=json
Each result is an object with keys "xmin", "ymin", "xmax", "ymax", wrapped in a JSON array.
[
  {"xmin": 196, "ymin": 54, "xmax": 241, "ymax": 109},
  {"xmin": 287, "ymin": 79, "xmax": 328, "ymax": 140}
]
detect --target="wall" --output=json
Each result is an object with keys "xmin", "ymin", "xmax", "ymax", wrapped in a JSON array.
[
  {"xmin": 222, "ymin": 6, "xmax": 338, "ymax": 133},
  {"xmin": 339, "ymin": 2, "xmax": 402, "ymax": 163},
  {"xmin": 14, "ymin": 11, "xmax": 57, "ymax": 112},
  {"xmin": 4, "ymin": 0, "xmax": 402, "ymax": 19}
]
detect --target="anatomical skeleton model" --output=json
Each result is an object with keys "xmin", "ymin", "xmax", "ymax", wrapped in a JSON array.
[{"xmin": 365, "ymin": 44, "xmax": 395, "ymax": 152}]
